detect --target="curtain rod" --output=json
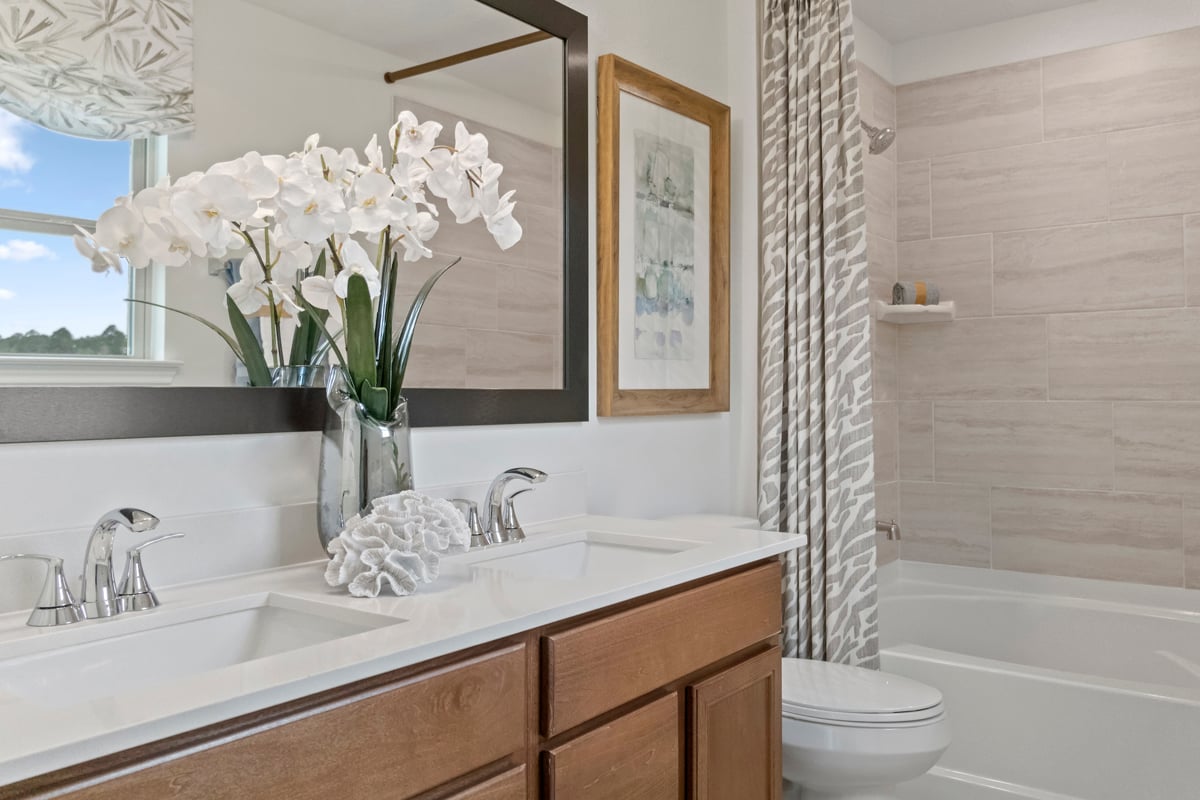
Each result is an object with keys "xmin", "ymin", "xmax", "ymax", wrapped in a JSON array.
[{"xmin": 384, "ymin": 31, "xmax": 554, "ymax": 84}]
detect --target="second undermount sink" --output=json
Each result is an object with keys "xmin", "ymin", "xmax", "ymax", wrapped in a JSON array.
[
  {"xmin": 451, "ymin": 530, "xmax": 707, "ymax": 581},
  {"xmin": 0, "ymin": 593, "xmax": 402, "ymax": 709}
]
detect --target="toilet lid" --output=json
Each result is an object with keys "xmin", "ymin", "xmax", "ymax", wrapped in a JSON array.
[{"xmin": 781, "ymin": 659, "xmax": 944, "ymax": 725}]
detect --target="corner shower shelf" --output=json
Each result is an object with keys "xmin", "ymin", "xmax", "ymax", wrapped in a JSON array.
[{"xmin": 874, "ymin": 300, "xmax": 956, "ymax": 324}]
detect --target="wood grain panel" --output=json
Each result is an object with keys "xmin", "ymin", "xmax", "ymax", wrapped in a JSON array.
[
  {"xmin": 543, "ymin": 694, "xmax": 679, "ymax": 800},
  {"xmin": 58, "ymin": 645, "xmax": 526, "ymax": 800},
  {"xmin": 542, "ymin": 562, "xmax": 781, "ymax": 737},
  {"xmin": 688, "ymin": 647, "xmax": 782, "ymax": 800},
  {"xmin": 446, "ymin": 766, "xmax": 528, "ymax": 800}
]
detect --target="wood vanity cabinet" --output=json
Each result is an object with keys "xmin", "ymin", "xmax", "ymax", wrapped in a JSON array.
[{"xmin": 7, "ymin": 560, "xmax": 782, "ymax": 800}]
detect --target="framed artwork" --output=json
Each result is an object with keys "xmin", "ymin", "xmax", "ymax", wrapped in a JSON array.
[{"xmin": 597, "ymin": 54, "xmax": 730, "ymax": 416}]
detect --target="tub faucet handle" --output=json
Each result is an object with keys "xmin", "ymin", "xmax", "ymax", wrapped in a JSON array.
[
  {"xmin": 0, "ymin": 554, "xmax": 85, "ymax": 627},
  {"xmin": 117, "ymin": 532, "xmax": 184, "ymax": 613}
]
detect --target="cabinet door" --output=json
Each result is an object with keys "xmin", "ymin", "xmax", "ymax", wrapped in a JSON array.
[
  {"xmin": 544, "ymin": 693, "xmax": 680, "ymax": 800},
  {"xmin": 687, "ymin": 647, "xmax": 782, "ymax": 800},
  {"xmin": 447, "ymin": 766, "xmax": 526, "ymax": 800}
]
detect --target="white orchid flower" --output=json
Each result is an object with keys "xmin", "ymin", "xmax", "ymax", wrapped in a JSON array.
[
  {"xmin": 145, "ymin": 217, "xmax": 206, "ymax": 267},
  {"xmin": 278, "ymin": 179, "xmax": 348, "ymax": 242},
  {"xmin": 92, "ymin": 205, "xmax": 155, "ymax": 268},
  {"xmin": 452, "ymin": 122, "xmax": 489, "ymax": 170},
  {"xmin": 348, "ymin": 171, "xmax": 400, "ymax": 234},
  {"xmin": 331, "ymin": 238, "xmax": 382, "ymax": 297},
  {"xmin": 363, "ymin": 134, "xmax": 385, "ymax": 174},
  {"xmin": 390, "ymin": 111, "xmax": 442, "ymax": 159},
  {"xmin": 209, "ymin": 152, "xmax": 280, "ymax": 202},
  {"xmin": 73, "ymin": 227, "xmax": 123, "ymax": 274},
  {"xmin": 228, "ymin": 256, "xmax": 299, "ymax": 316}
]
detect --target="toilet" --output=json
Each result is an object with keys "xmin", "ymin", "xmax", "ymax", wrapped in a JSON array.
[
  {"xmin": 781, "ymin": 658, "xmax": 950, "ymax": 799},
  {"xmin": 660, "ymin": 515, "xmax": 951, "ymax": 799}
]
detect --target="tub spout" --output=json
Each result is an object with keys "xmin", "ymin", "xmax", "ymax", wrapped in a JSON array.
[{"xmin": 876, "ymin": 519, "xmax": 901, "ymax": 541}]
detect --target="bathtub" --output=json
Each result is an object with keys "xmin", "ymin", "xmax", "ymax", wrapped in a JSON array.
[{"xmin": 879, "ymin": 561, "xmax": 1200, "ymax": 800}]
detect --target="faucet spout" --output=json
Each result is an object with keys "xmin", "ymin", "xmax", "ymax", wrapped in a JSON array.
[
  {"xmin": 81, "ymin": 508, "xmax": 159, "ymax": 619},
  {"xmin": 484, "ymin": 468, "xmax": 546, "ymax": 543}
]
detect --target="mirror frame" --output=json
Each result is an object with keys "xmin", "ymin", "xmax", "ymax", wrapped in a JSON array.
[{"xmin": 0, "ymin": 0, "xmax": 588, "ymax": 444}]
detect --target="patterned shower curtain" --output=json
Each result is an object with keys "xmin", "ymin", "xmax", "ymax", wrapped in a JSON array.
[{"xmin": 758, "ymin": 0, "xmax": 878, "ymax": 668}]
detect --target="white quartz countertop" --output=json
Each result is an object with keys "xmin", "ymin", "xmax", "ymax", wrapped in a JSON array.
[{"xmin": 0, "ymin": 515, "xmax": 803, "ymax": 786}]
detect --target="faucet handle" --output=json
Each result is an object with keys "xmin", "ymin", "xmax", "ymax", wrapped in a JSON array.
[
  {"xmin": 117, "ymin": 533, "xmax": 184, "ymax": 613},
  {"xmin": 450, "ymin": 500, "xmax": 489, "ymax": 549},
  {"xmin": 500, "ymin": 488, "xmax": 535, "ymax": 543},
  {"xmin": 0, "ymin": 554, "xmax": 85, "ymax": 627}
]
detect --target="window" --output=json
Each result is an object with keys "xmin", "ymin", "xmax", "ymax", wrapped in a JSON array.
[{"xmin": 0, "ymin": 108, "xmax": 146, "ymax": 358}]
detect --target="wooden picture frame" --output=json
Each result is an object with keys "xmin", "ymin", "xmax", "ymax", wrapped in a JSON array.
[{"xmin": 597, "ymin": 54, "xmax": 730, "ymax": 417}]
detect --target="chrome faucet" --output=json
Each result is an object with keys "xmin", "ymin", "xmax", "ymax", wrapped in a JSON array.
[
  {"xmin": 81, "ymin": 508, "xmax": 160, "ymax": 619},
  {"xmin": 483, "ymin": 467, "xmax": 547, "ymax": 545}
]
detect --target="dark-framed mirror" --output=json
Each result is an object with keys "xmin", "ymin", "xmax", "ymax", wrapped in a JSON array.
[{"xmin": 0, "ymin": 0, "xmax": 587, "ymax": 443}]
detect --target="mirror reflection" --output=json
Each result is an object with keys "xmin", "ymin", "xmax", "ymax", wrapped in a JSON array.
[{"xmin": 0, "ymin": 0, "xmax": 564, "ymax": 390}]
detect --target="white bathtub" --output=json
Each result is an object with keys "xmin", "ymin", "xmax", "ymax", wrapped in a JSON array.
[{"xmin": 879, "ymin": 562, "xmax": 1200, "ymax": 800}]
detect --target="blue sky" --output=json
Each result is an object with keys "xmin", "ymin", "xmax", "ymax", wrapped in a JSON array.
[{"xmin": 0, "ymin": 109, "xmax": 132, "ymax": 339}]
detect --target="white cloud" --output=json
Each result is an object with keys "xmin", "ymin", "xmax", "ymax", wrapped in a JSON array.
[
  {"xmin": 0, "ymin": 288, "xmax": 14, "ymax": 301},
  {"xmin": 0, "ymin": 109, "xmax": 34, "ymax": 173},
  {"xmin": 0, "ymin": 239, "xmax": 53, "ymax": 261}
]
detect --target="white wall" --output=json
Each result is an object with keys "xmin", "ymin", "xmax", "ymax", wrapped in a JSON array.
[
  {"xmin": 0, "ymin": 0, "xmax": 761, "ymax": 612},
  {"xmin": 869, "ymin": 0, "xmax": 1200, "ymax": 85}
]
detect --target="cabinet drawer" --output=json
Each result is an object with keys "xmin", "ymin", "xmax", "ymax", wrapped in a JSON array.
[
  {"xmin": 447, "ymin": 765, "xmax": 526, "ymax": 800},
  {"xmin": 65, "ymin": 644, "xmax": 527, "ymax": 800},
  {"xmin": 542, "ymin": 561, "xmax": 781, "ymax": 736},
  {"xmin": 544, "ymin": 693, "xmax": 679, "ymax": 800}
]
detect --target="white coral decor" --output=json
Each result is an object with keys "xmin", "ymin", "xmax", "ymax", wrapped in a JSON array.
[{"xmin": 325, "ymin": 491, "xmax": 470, "ymax": 598}]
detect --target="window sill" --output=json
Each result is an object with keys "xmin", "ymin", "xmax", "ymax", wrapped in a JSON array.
[{"xmin": 0, "ymin": 356, "xmax": 183, "ymax": 386}]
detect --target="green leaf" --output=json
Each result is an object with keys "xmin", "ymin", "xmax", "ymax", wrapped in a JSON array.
[
  {"xmin": 344, "ymin": 273, "xmax": 377, "ymax": 393},
  {"xmin": 391, "ymin": 257, "xmax": 461, "ymax": 397},
  {"xmin": 297, "ymin": 295, "xmax": 350, "ymax": 377},
  {"xmin": 358, "ymin": 380, "xmax": 391, "ymax": 422},
  {"xmin": 226, "ymin": 295, "xmax": 273, "ymax": 387},
  {"xmin": 126, "ymin": 298, "xmax": 243, "ymax": 361}
]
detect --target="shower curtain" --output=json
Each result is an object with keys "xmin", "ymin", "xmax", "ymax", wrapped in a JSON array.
[{"xmin": 758, "ymin": 0, "xmax": 879, "ymax": 667}]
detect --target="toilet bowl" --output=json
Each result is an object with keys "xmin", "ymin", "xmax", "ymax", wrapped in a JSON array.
[{"xmin": 781, "ymin": 659, "xmax": 951, "ymax": 800}]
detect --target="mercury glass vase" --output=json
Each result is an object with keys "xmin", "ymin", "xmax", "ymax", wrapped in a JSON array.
[{"xmin": 317, "ymin": 368, "xmax": 414, "ymax": 552}]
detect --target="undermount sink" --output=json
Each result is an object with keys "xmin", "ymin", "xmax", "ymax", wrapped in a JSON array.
[
  {"xmin": 450, "ymin": 530, "xmax": 707, "ymax": 581},
  {"xmin": 0, "ymin": 594, "xmax": 401, "ymax": 709}
]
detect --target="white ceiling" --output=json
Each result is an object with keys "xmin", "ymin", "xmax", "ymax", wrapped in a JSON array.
[
  {"xmin": 853, "ymin": 0, "xmax": 1094, "ymax": 42},
  {"xmin": 242, "ymin": 0, "xmax": 563, "ymax": 114}
]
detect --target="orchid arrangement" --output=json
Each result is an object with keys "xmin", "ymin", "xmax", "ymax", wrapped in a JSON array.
[{"xmin": 75, "ymin": 111, "xmax": 522, "ymax": 420}]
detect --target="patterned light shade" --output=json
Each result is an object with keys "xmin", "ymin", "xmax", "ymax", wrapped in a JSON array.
[{"xmin": 0, "ymin": 0, "xmax": 193, "ymax": 140}]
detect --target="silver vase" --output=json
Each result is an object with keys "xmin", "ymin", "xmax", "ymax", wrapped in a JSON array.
[{"xmin": 317, "ymin": 369, "xmax": 414, "ymax": 552}]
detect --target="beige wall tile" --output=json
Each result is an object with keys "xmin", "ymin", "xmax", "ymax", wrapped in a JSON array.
[
  {"xmin": 403, "ymin": 324, "xmax": 468, "ymax": 388},
  {"xmin": 898, "ymin": 235, "xmax": 993, "ymax": 317},
  {"xmin": 1115, "ymin": 403, "xmax": 1200, "ymax": 494},
  {"xmin": 1109, "ymin": 121, "xmax": 1200, "ymax": 218},
  {"xmin": 897, "ymin": 60, "xmax": 1043, "ymax": 162},
  {"xmin": 1184, "ymin": 497, "xmax": 1200, "ymax": 590},
  {"xmin": 899, "ymin": 401, "xmax": 934, "ymax": 481},
  {"xmin": 899, "ymin": 317, "xmax": 1048, "ymax": 401},
  {"xmin": 395, "ymin": 257, "xmax": 498, "ymax": 330},
  {"xmin": 874, "ymin": 402, "xmax": 898, "ymax": 484},
  {"xmin": 497, "ymin": 265, "xmax": 562, "ymax": 337},
  {"xmin": 1044, "ymin": 27, "xmax": 1200, "ymax": 139},
  {"xmin": 899, "ymin": 481, "xmax": 991, "ymax": 567},
  {"xmin": 1048, "ymin": 308, "xmax": 1200, "ymax": 400},
  {"xmin": 438, "ymin": 201, "xmax": 562, "ymax": 273},
  {"xmin": 875, "ymin": 481, "xmax": 900, "ymax": 566},
  {"xmin": 868, "ymin": 234, "xmax": 898, "ymax": 305},
  {"xmin": 859, "ymin": 63, "xmax": 897, "ymax": 164},
  {"xmin": 995, "ymin": 218, "xmax": 1184, "ymax": 315},
  {"xmin": 1186, "ymin": 216, "xmax": 1200, "ymax": 306},
  {"xmin": 897, "ymin": 161, "xmax": 931, "ymax": 241},
  {"xmin": 865, "ymin": 153, "xmax": 896, "ymax": 240},
  {"xmin": 935, "ymin": 402, "xmax": 1113, "ymax": 490},
  {"xmin": 872, "ymin": 317, "xmax": 898, "ymax": 402},
  {"xmin": 465, "ymin": 329, "xmax": 558, "ymax": 389},
  {"xmin": 991, "ymin": 488, "xmax": 1183, "ymax": 586},
  {"xmin": 931, "ymin": 136, "xmax": 1109, "ymax": 236}
]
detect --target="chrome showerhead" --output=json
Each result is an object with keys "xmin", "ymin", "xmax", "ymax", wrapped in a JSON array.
[{"xmin": 862, "ymin": 121, "xmax": 896, "ymax": 155}]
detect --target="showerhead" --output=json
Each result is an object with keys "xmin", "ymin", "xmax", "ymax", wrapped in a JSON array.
[{"xmin": 862, "ymin": 121, "xmax": 896, "ymax": 155}]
